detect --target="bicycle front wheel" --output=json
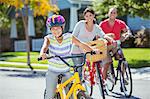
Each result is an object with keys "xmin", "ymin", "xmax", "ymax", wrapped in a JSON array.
[
  {"xmin": 82, "ymin": 80, "xmax": 93, "ymax": 96},
  {"xmin": 77, "ymin": 90, "xmax": 92, "ymax": 99},
  {"xmin": 53, "ymin": 92, "xmax": 61, "ymax": 99},
  {"xmin": 120, "ymin": 60, "xmax": 132, "ymax": 98},
  {"xmin": 44, "ymin": 89, "xmax": 61, "ymax": 99},
  {"xmin": 106, "ymin": 64, "xmax": 115, "ymax": 91},
  {"xmin": 96, "ymin": 65, "xmax": 105, "ymax": 99}
]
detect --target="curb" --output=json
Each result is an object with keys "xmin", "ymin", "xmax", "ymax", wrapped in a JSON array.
[{"xmin": 0, "ymin": 67, "xmax": 47, "ymax": 74}]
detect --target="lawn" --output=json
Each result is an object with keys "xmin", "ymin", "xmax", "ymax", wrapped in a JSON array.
[
  {"xmin": 122, "ymin": 48, "xmax": 150, "ymax": 68},
  {"xmin": 0, "ymin": 52, "xmax": 47, "ymax": 64},
  {"xmin": 0, "ymin": 48, "xmax": 150, "ymax": 68}
]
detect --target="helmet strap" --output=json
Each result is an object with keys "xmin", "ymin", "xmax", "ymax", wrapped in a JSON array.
[{"xmin": 58, "ymin": 34, "xmax": 63, "ymax": 38}]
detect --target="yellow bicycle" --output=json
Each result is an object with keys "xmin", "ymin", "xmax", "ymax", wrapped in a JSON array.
[{"xmin": 38, "ymin": 52, "xmax": 93, "ymax": 99}]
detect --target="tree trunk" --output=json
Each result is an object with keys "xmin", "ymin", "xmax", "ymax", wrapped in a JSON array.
[{"xmin": 21, "ymin": 9, "xmax": 33, "ymax": 71}]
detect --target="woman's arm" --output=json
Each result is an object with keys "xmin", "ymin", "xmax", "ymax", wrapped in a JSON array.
[
  {"xmin": 72, "ymin": 36, "xmax": 92, "ymax": 52},
  {"xmin": 39, "ymin": 36, "xmax": 50, "ymax": 60}
]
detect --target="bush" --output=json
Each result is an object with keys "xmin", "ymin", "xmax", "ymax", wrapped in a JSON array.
[{"xmin": 134, "ymin": 28, "xmax": 150, "ymax": 48}]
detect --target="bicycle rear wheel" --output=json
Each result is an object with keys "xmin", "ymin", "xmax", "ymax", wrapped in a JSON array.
[
  {"xmin": 120, "ymin": 60, "xmax": 132, "ymax": 98},
  {"xmin": 106, "ymin": 64, "xmax": 115, "ymax": 91}
]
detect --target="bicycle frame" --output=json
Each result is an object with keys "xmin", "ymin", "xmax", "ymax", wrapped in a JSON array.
[
  {"xmin": 84, "ymin": 61, "xmax": 104, "ymax": 85},
  {"xmin": 56, "ymin": 70, "xmax": 86, "ymax": 99}
]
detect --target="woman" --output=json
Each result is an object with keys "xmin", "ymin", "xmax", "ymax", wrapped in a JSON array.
[{"xmin": 71, "ymin": 7, "xmax": 114, "ymax": 78}]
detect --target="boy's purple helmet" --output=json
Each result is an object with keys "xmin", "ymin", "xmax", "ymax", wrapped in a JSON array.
[{"xmin": 46, "ymin": 15, "xmax": 65, "ymax": 28}]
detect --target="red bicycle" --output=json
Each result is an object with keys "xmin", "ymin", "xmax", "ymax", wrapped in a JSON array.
[
  {"xmin": 82, "ymin": 61, "xmax": 105, "ymax": 99},
  {"xmin": 82, "ymin": 39, "xmax": 107, "ymax": 99}
]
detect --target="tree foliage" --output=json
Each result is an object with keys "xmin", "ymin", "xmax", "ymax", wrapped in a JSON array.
[
  {"xmin": 0, "ymin": 4, "xmax": 10, "ymax": 28},
  {"xmin": 0, "ymin": 0, "xmax": 59, "ymax": 67},
  {"xmin": 92, "ymin": 0, "xmax": 150, "ymax": 19},
  {"xmin": 0, "ymin": 0, "xmax": 59, "ymax": 16}
]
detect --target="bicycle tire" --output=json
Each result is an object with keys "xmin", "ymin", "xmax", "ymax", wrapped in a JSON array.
[
  {"xmin": 82, "ymin": 80, "xmax": 93, "ymax": 96},
  {"xmin": 120, "ymin": 60, "xmax": 132, "ymax": 98},
  {"xmin": 44, "ymin": 89, "xmax": 46, "ymax": 99},
  {"xmin": 106, "ymin": 64, "xmax": 115, "ymax": 91},
  {"xmin": 82, "ymin": 62, "xmax": 94, "ymax": 96},
  {"xmin": 96, "ymin": 65, "xmax": 105, "ymax": 99},
  {"xmin": 77, "ymin": 90, "xmax": 92, "ymax": 99},
  {"xmin": 53, "ymin": 92, "xmax": 61, "ymax": 99},
  {"xmin": 44, "ymin": 89, "xmax": 61, "ymax": 99}
]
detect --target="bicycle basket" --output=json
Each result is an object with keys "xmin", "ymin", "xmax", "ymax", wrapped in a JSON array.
[{"xmin": 86, "ymin": 38, "xmax": 107, "ymax": 62}]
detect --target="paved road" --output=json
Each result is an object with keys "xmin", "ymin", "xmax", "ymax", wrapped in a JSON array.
[{"xmin": 0, "ymin": 67, "xmax": 150, "ymax": 99}]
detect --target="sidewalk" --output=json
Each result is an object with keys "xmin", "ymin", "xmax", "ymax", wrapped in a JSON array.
[
  {"xmin": 0, "ymin": 61, "xmax": 150, "ymax": 80},
  {"xmin": 131, "ymin": 67, "xmax": 150, "ymax": 80}
]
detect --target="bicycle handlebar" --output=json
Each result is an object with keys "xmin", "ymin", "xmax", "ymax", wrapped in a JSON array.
[{"xmin": 38, "ymin": 51, "xmax": 96, "ymax": 68}]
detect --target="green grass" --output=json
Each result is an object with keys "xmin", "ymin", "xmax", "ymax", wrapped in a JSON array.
[
  {"xmin": 0, "ymin": 64, "xmax": 48, "ymax": 70},
  {"xmin": 122, "ymin": 48, "xmax": 150, "ymax": 68},
  {"xmin": 0, "ymin": 52, "xmax": 47, "ymax": 64},
  {"xmin": 0, "ymin": 48, "xmax": 150, "ymax": 69}
]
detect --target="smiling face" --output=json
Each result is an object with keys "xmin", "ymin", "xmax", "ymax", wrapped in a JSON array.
[
  {"xmin": 84, "ymin": 12, "xmax": 95, "ymax": 23},
  {"xmin": 108, "ymin": 8, "xmax": 118, "ymax": 20},
  {"xmin": 50, "ymin": 26, "xmax": 63, "ymax": 38}
]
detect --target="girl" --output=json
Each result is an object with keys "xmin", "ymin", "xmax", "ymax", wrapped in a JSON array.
[{"xmin": 39, "ymin": 15, "xmax": 92, "ymax": 99}]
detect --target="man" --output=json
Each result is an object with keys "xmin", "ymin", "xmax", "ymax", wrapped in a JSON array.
[{"xmin": 99, "ymin": 7, "xmax": 131, "ymax": 82}]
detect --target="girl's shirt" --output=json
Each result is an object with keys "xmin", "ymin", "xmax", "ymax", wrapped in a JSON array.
[
  {"xmin": 71, "ymin": 20, "xmax": 105, "ymax": 54},
  {"xmin": 46, "ymin": 33, "xmax": 74, "ymax": 73}
]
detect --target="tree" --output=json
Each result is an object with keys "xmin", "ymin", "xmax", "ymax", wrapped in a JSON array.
[
  {"xmin": 92, "ymin": 0, "xmax": 150, "ymax": 20},
  {"xmin": 0, "ymin": 0, "xmax": 59, "ymax": 71}
]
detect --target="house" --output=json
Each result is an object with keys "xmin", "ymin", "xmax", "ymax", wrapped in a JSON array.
[
  {"xmin": 2, "ymin": 0, "xmax": 92, "ymax": 52},
  {"xmin": 0, "ymin": 0, "xmax": 150, "ymax": 52}
]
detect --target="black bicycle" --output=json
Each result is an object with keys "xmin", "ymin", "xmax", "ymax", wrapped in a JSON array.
[{"xmin": 106, "ymin": 48, "xmax": 133, "ymax": 98}]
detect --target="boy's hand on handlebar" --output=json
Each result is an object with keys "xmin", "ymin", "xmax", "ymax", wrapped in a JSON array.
[{"xmin": 39, "ymin": 53, "xmax": 47, "ymax": 60}]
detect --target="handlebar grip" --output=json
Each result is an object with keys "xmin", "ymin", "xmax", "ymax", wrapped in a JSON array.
[{"xmin": 37, "ymin": 57, "xmax": 42, "ymax": 61}]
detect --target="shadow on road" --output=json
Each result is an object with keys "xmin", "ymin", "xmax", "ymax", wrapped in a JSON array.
[
  {"xmin": 106, "ymin": 91, "xmax": 141, "ymax": 99},
  {"xmin": 7, "ymin": 72, "xmax": 45, "ymax": 78},
  {"xmin": 0, "ymin": 68, "xmax": 45, "ymax": 78}
]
